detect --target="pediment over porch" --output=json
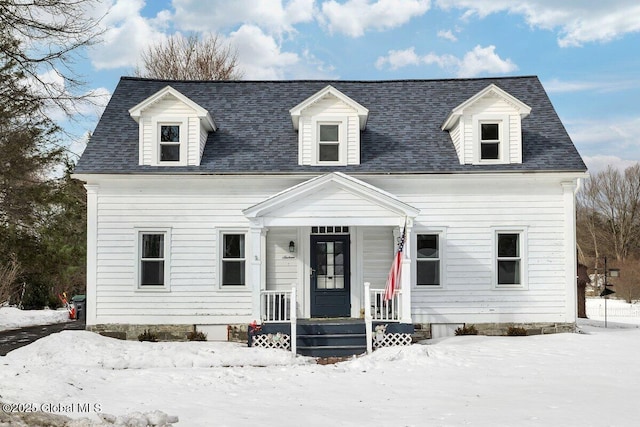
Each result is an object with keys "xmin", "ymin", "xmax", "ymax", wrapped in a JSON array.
[{"xmin": 243, "ymin": 172, "xmax": 419, "ymax": 227}]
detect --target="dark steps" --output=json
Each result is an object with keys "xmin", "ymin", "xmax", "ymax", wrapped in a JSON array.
[
  {"xmin": 296, "ymin": 320, "xmax": 367, "ymax": 357},
  {"xmin": 251, "ymin": 320, "xmax": 414, "ymax": 358}
]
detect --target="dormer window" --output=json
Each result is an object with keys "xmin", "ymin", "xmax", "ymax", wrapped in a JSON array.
[
  {"xmin": 129, "ymin": 86, "xmax": 216, "ymax": 167},
  {"xmin": 441, "ymin": 84, "xmax": 531, "ymax": 166},
  {"xmin": 160, "ymin": 125, "xmax": 181, "ymax": 162},
  {"xmin": 480, "ymin": 122, "xmax": 500, "ymax": 160},
  {"xmin": 319, "ymin": 123, "xmax": 340, "ymax": 162},
  {"xmin": 289, "ymin": 85, "xmax": 368, "ymax": 167}
]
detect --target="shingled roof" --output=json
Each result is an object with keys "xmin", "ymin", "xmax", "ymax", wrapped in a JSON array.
[{"xmin": 74, "ymin": 76, "xmax": 586, "ymax": 174}]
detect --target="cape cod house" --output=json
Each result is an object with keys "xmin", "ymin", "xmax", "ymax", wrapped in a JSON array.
[{"xmin": 73, "ymin": 76, "xmax": 587, "ymax": 356}]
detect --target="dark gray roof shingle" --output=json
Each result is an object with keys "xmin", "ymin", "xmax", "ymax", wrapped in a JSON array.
[{"xmin": 74, "ymin": 76, "xmax": 587, "ymax": 174}]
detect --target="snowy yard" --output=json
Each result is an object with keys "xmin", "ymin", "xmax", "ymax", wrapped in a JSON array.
[
  {"xmin": 0, "ymin": 307, "xmax": 70, "ymax": 332},
  {"xmin": 1, "ymin": 302, "xmax": 639, "ymax": 426}
]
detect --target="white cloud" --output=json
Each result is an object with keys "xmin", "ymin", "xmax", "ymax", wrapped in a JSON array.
[
  {"xmin": 582, "ymin": 155, "xmax": 639, "ymax": 174},
  {"xmin": 375, "ymin": 47, "xmax": 421, "ymax": 69},
  {"xmin": 229, "ymin": 25, "xmax": 299, "ymax": 79},
  {"xmin": 320, "ymin": 0, "xmax": 431, "ymax": 37},
  {"xmin": 457, "ymin": 45, "xmax": 517, "ymax": 77},
  {"xmin": 566, "ymin": 116, "xmax": 640, "ymax": 174},
  {"xmin": 436, "ymin": 0, "xmax": 640, "ymax": 47},
  {"xmin": 88, "ymin": 0, "xmax": 168, "ymax": 70},
  {"xmin": 544, "ymin": 78, "xmax": 640, "ymax": 94},
  {"xmin": 172, "ymin": 0, "xmax": 315, "ymax": 34},
  {"xmin": 376, "ymin": 44, "xmax": 516, "ymax": 77},
  {"xmin": 437, "ymin": 29, "xmax": 457, "ymax": 41}
]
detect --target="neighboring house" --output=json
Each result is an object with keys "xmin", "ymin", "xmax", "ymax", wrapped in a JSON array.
[{"xmin": 73, "ymin": 76, "xmax": 587, "ymax": 348}]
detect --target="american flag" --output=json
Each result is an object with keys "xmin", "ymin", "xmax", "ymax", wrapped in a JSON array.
[{"xmin": 384, "ymin": 224, "xmax": 406, "ymax": 301}]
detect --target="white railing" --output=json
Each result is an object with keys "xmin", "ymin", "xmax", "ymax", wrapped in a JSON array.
[
  {"xmin": 261, "ymin": 290, "xmax": 292, "ymax": 322},
  {"xmin": 590, "ymin": 306, "xmax": 640, "ymax": 318},
  {"xmin": 369, "ymin": 287, "xmax": 402, "ymax": 322},
  {"xmin": 290, "ymin": 287, "xmax": 297, "ymax": 356},
  {"xmin": 260, "ymin": 286, "xmax": 297, "ymax": 356},
  {"xmin": 364, "ymin": 282, "xmax": 402, "ymax": 354}
]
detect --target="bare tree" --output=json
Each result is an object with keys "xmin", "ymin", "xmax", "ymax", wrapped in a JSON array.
[
  {"xmin": 0, "ymin": 254, "xmax": 21, "ymax": 305},
  {"xmin": 0, "ymin": 0, "xmax": 106, "ymax": 114},
  {"xmin": 135, "ymin": 33, "xmax": 242, "ymax": 80},
  {"xmin": 577, "ymin": 164, "xmax": 640, "ymax": 262},
  {"xmin": 613, "ymin": 258, "xmax": 640, "ymax": 303}
]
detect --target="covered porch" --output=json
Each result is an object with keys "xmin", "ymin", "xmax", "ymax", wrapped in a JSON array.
[{"xmin": 242, "ymin": 173, "xmax": 419, "ymax": 355}]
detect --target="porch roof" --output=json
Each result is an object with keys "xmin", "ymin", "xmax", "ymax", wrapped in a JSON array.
[{"xmin": 243, "ymin": 172, "xmax": 419, "ymax": 227}]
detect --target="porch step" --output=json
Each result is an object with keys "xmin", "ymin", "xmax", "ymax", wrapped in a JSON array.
[
  {"xmin": 296, "ymin": 345, "xmax": 367, "ymax": 358},
  {"xmin": 297, "ymin": 333, "xmax": 366, "ymax": 347},
  {"xmin": 296, "ymin": 320, "xmax": 367, "ymax": 357}
]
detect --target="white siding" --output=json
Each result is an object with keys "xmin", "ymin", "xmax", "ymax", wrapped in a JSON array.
[
  {"xmin": 362, "ymin": 227, "xmax": 393, "ymax": 290},
  {"xmin": 92, "ymin": 178, "xmax": 292, "ymax": 325},
  {"xmin": 273, "ymin": 186, "xmax": 397, "ymax": 219},
  {"xmin": 366, "ymin": 176, "xmax": 572, "ymax": 324},
  {"xmin": 87, "ymin": 173, "xmax": 580, "ymax": 327},
  {"xmin": 265, "ymin": 228, "xmax": 298, "ymax": 291},
  {"xmin": 450, "ymin": 121, "xmax": 463, "ymax": 164},
  {"xmin": 299, "ymin": 95, "xmax": 360, "ymax": 166}
]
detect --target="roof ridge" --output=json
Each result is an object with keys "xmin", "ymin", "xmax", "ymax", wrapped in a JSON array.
[{"xmin": 120, "ymin": 75, "xmax": 540, "ymax": 84}]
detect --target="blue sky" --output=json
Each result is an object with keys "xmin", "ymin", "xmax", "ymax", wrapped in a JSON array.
[{"xmin": 64, "ymin": 0, "xmax": 640, "ymax": 172}]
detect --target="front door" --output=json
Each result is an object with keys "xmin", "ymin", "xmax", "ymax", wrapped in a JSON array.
[{"xmin": 310, "ymin": 235, "xmax": 350, "ymax": 317}]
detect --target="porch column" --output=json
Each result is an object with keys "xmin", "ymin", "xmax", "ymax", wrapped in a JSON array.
[
  {"xmin": 396, "ymin": 221, "xmax": 413, "ymax": 324},
  {"xmin": 249, "ymin": 220, "xmax": 267, "ymax": 323}
]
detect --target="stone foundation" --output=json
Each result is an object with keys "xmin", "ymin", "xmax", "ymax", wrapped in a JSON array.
[
  {"xmin": 87, "ymin": 324, "xmax": 249, "ymax": 342},
  {"xmin": 413, "ymin": 322, "xmax": 576, "ymax": 339}
]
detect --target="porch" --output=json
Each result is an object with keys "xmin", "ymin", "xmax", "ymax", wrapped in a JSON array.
[{"xmin": 249, "ymin": 284, "xmax": 414, "ymax": 357}]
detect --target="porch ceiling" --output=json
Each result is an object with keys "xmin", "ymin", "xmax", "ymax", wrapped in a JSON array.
[{"xmin": 243, "ymin": 172, "xmax": 419, "ymax": 227}]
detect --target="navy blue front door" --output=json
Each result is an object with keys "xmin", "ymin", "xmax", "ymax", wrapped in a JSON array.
[{"xmin": 310, "ymin": 235, "xmax": 350, "ymax": 317}]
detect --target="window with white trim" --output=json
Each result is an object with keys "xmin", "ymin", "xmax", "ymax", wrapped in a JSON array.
[
  {"xmin": 159, "ymin": 124, "xmax": 181, "ymax": 162},
  {"xmin": 495, "ymin": 231, "xmax": 524, "ymax": 287},
  {"xmin": 313, "ymin": 118, "xmax": 347, "ymax": 165},
  {"xmin": 221, "ymin": 233, "xmax": 246, "ymax": 286},
  {"xmin": 480, "ymin": 122, "xmax": 500, "ymax": 160},
  {"xmin": 138, "ymin": 231, "xmax": 169, "ymax": 289},
  {"xmin": 319, "ymin": 123, "xmax": 340, "ymax": 162},
  {"xmin": 416, "ymin": 234, "xmax": 440, "ymax": 286},
  {"xmin": 153, "ymin": 119, "xmax": 187, "ymax": 166}
]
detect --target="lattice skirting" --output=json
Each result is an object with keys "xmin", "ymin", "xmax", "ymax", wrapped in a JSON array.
[
  {"xmin": 373, "ymin": 333, "xmax": 412, "ymax": 349},
  {"xmin": 252, "ymin": 333, "xmax": 291, "ymax": 350}
]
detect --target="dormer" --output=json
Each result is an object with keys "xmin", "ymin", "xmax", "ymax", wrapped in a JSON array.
[
  {"xmin": 290, "ymin": 85, "xmax": 368, "ymax": 166},
  {"xmin": 442, "ymin": 84, "xmax": 531, "ymax": 165},
  {"xmin": 129, "ymin": 86, "xmax": 216, "ymax": 167}
]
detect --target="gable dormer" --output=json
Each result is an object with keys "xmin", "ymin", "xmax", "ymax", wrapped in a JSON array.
[
  {"xmin": 129, "ymin": 86, "xmax": 215, "ymax": 167},
  {"xmin": 289, "ymin": 85, "xmax": 368, "ymax": 166},
  {"xmin": 442, "ymin": 84, "xmax": 531, "ymax": 165}
]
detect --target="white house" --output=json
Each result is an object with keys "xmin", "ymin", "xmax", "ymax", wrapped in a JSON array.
[{"xmin": 73, "ymin": 76, "xmax": 587, "ymax": 355}]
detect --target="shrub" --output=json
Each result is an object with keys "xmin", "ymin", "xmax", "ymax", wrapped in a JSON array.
[
  {"xmin": 138, "ymin": 329, "xmax": 158, "ymax": 342},
  {"xmin": 507, "ymin": 326, "xmax": 527, "ymax": 336},
  {"xmin": 455, "ymin": 324, "xmax": 478, "ymax": 335},
  {"xmin": 187, "ymin": 330, "xmax": 207, "ymax": 341}
]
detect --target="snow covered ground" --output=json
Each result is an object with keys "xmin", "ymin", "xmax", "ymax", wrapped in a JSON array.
[
  {"xmin": 0, "ymin": 307, "xmax": 70, "ymax": 332},
  {"xmin": 1, "ymin": 300, "xmax": 640, "ymax": 426}
]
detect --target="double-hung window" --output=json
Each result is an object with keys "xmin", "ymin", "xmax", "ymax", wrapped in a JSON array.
[
  {"xmin": 221, "ymin": 233, "xmax": 246, "ymax": 286},
  {"xmin": 480, "ymin": 123, "xmax": 500, "ymax": 160},
  {"xmin": 416, "ymin": 234, "xmax": 441, "ymax": 286},
  {"xmin": 318, "ymin": 123, "xmax": 340, "ymax": 162},
  {"xmin": 159, "ymin": 124, "xmax": 181, "ymax": 162},
  {"xmin": 138, "ymin": 230, "xmax": 169, "ymax": 289},
  {"xmin": 313, "ymin": 118, "xmax": 346, "ymax": 165},
  {"xmin": 495, "ymin": 231, "xmax": 526, "ymax": 287}
]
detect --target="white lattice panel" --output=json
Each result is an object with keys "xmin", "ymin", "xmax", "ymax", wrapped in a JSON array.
[
  {"xmin": 252, "ymin": 333, "xmax": 291, "ymax": 350},
  {"xmin": 373, "ymin": 333, "xmax": 412, "ymax": 349}
]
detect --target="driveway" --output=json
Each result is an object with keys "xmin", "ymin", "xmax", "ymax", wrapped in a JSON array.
[{"xmin": 0, "ymin": 320, "xmax": 86, "ymax": 356}]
